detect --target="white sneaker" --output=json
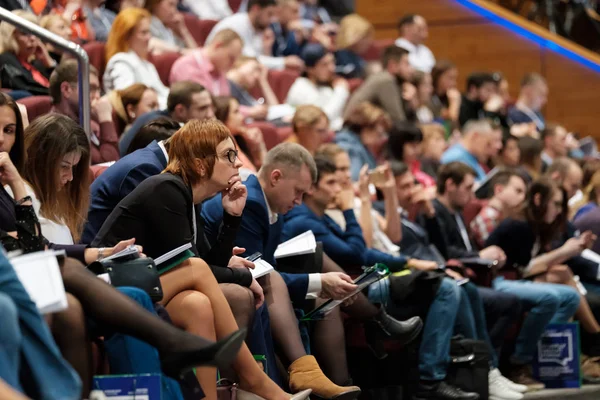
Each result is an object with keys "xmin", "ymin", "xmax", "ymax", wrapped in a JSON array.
[
  {"xmin": 489, "ymin": 369, "xmax": 524, "ymax": 400},
  {"xmin": 491, "ymin": 368, "xmax": 528, "ymax": 393}
]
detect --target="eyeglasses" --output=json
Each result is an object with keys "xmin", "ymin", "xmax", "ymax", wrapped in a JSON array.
[{"xmin": 219, "ymin": 149, "xmax": 238, "ymax": 164}]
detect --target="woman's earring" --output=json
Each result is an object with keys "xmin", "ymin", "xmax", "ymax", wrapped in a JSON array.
[{"xmin": 130, "ymin": 112, "xmax": 136, "ymax": 119}]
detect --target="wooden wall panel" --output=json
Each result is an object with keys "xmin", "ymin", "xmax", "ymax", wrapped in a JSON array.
[
  {"xmin": 357, "ymin": 0, "xmax": 481, "ymax": 26},
  {"xmin": 357, "ymin": 0, "xmax": 600, "ymax": 138}
]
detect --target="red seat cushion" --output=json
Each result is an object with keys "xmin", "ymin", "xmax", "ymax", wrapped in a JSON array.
[
  {"xmin": 228, "ymin": 0, "xmax": 242, "ymax": 12},
  {"xmin": 149, "ymin": 52, "xmax": 181, "ymax": 87},
  {"xmin": 184, "ymin": 15, "xmax": 218, "ymax": 47},
  {"xmin": 17, "ymin": 96, "xmax": 53, "ymax": 122},
  {"xmin": 82, "ymin": 41, "xmax": 107, "ymax": 80},
  {"xmin": 463, "ymin": 198, "xmax": 488, "ymax": 229},
  {"xmin": 249, "ymin": 69, "xmax": 299, "ymax": 103},
  {"xmin": 361, "ymin": 39, "xmax": 396, "ymax": 62}
]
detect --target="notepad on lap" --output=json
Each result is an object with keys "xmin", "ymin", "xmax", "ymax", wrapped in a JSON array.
[
  {"xmin": 251, "ymin": 259, "xmax": 275, "ymax": 279},
  {"xmin": 10, "ymin": 250, "xmax": 68, "ymax": 314},
  {"xmin": 274, "ymin": 231, "xmax": 316, "ymax": 259},
  {"xmin": 154, "ymin": 243, "xmax": 194, "ymax": 273}
]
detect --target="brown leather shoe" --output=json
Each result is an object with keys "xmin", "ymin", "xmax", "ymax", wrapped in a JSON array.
[
  {"xmin": 507, "ymin": 364, "xmax": 545, "ymax": 392},
  {"xmin": 288, "ymin": 355, "xmax": 361, "ymax": 399}
]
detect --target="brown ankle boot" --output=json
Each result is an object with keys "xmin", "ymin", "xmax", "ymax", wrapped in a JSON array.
[{"xmin": 288, "ymin": 355, "xmax": 361, "ymax": 400}]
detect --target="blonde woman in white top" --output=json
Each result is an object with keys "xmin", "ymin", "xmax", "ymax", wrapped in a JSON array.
[{"xmin": 103, "ymin": 8, "xmax": 169, "ymax": 109}]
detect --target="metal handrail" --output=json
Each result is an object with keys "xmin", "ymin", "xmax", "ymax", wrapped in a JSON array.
[{"xmin": 0, "ymin": 7, "xmax": 91, "ymax": 136}]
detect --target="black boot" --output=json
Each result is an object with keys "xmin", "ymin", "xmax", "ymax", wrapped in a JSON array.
[
  {"xmin": 372, "ymin": 307, "xmax": 423, "ymax": 343},
  {"xmin": 582, "ymin": 331, "xmax": 600, "ymax": 357},
  {"xmin": 413, "ymin": 381, "xmax": 479, "ymax": 400},
  {"xmin": 363, "ymin": 308, "xmax": 423, "ymax": 359}
]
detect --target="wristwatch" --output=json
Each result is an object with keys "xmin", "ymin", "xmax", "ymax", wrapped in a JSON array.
[{"xmin": 15, "ymin": 195, "xmax": 32, "ymax": 206}]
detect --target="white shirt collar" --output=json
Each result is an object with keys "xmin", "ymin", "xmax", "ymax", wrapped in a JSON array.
[
  {"xmin": 260, "ymin": 183, "xmax": 278, "ymax": 225},
  {"xmin": 158, "ymin": 140, "xmax": 169, "ymax": 162}
]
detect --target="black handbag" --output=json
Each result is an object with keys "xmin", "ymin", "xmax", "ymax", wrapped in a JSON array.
[
  {"xmin": 447, "ymin": 337, "xmax": 490, "ymax": 400},
  {"xmin": 88, "ymin": 257, "xmax": 164, "ymax": 302}
]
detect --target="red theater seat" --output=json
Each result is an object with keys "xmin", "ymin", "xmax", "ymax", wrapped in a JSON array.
[
  {"xmin": 83, "ymin": 41, "xmax": 107, "ymax": 80},
  {"xmin": 17, "ymin": 96, "xmax": 53, "ymax": 122},
  {"xmin": 184, "ymin": 15, "xmax": 218, "ymax": 46},
  {"xmin": 149, "ymin": 52, "xmax": 181, "ymax": 86},
  {"xmin": 249, "ymin": 69, "xmax": 299, "ymax": 103},
  {"xmin": 228, "ymin": 0, "xmax": 243, "ymax": 12}
]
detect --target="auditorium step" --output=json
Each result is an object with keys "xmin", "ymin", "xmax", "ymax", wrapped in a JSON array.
[{"xmin": 524, "ymin": 384, "xmax": 600, "ymax": 400}]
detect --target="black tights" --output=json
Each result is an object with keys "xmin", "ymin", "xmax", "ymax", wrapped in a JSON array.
[
  {"xmin": 262, "ymin": 271, "xmax": 307, "ymax": 365},
  {"xmin": 221, "ymin": 283, "xmax": 255, "ymax": 330},
  {"xmin": 59, "ymin": 257, "xmax": 216, "ymax": 355},
  {"xmin": 50, "ymin": 293, "xmax": 92, "ymax": 395}
]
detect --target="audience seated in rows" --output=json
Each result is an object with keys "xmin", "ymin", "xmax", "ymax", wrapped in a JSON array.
[
  {"xmin": 4, "ymin": 2, "xmax": 600, "ymax": 399},
  {"xmin": 92, "ymin": 129, "xmax": 368, "ymax": 399},
  {"xmin": 201, "ymin": 143, "xmax": 424, "ymax": 390}
]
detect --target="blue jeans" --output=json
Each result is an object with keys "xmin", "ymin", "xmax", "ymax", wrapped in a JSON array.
[
  {"xmin": 103, "ymin": 287, "xmax": 184, "ymax": 400},
  {"xmin": 0, "ymin": 292, "xmax": 22, "ymax": 392},
  {"xmin": 478, "ymin": 287, "xmax": 522, "ymax": 365},
  {"xmin": 0, "ymin": 250, "xmax": 82, "ymax": 399},
  {"xmin": 493, "ymin": 277, "xmax": 580, "ymax": 363},
  {"xmin": 370, "ymin": 277, "xmax": 461, "ymax": 380},
  {"xmin": 454, "ymin": 283, "xmax": 499, "ymax": 367}
]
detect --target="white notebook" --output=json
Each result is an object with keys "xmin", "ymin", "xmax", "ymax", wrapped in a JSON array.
[
  {"xmin": 274, "ymin": 231, "xmax": 316, "ymax": 259},
  {"xmin": 251, "ymin": 259, "xmax": 275, "ymax": 279},
  {"xmin": 100, "ymin": 244, "xmax": 140, "ymax": 263},
  {"xmin": 154, "ymin": 243, "xmax": 192, "ymax": 266},
  {"xmin": 10, "ymin": 250, "xmax": 68, "ymax": 314}
]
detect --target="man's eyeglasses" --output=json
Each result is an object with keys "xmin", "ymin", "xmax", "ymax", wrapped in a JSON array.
[{"xmin": 219, "ymin": 149, "xmax": 238, "ymax": 164}]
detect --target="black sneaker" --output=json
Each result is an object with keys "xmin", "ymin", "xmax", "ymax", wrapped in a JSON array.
[{"xmin": 413, "ymin": 381, "xmax": 480, "ymax": 400}]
